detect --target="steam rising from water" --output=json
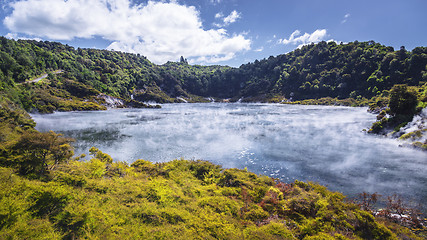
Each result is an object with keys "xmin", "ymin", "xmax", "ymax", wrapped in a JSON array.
[{"xmin": 32, "ymin": 103, "xmax": 427, "ymax": 209}]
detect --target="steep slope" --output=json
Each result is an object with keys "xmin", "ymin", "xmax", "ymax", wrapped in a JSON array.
[
  {"xmin": 1, "ymin": 37, "xmax": 426, "ymax": 105},
  {"xmin": 223, "ymin": 41, "xmax": 426, "ymax": 100}
]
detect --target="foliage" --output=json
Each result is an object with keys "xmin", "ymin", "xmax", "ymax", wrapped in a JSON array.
[
  {"xmin": 4, "ymin": 130, "xmax": 73, "ymax": 176},
  {"xmin": 224, "ymin": 41, "xmax": 426, "ymax": 101},
  {"xmin": 89, "ymin": 146, "xmax": 113, "ymax": 164},
  {"xmin": 368, "ymin": 83, "xmax": 427, "ymax": 138},
  {"xmin": 0, "ymin": 102, "xmax": 74, "ymax": 177},
  {"xmin": 284, "ymin": 96, "xmax": 371, "ymax": 107},
  {"xmin": 388, "ymin": 84, "xmax": 418, "ymax": 116},
  {"xmin": 1, "ymin": 37, "xmax": 427, "ymax": 108}
]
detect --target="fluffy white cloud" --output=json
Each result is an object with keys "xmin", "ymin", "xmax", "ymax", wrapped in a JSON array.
[
  {"xmin": 214, "ymin": 10, "xmax": 241, "ymax": 27},
  {"xmin": 4, "ymin": 0, "xmax": 250, "ymax": 64},
  {"xmin": 280, "ymin": 29, "xmax": 329, "ymax": 48},
  {"xmin": 223, "ymin": 10, "xmax": 241, "ymax": 25},
  {"xmin": 215, "ymin": 12, "xmax": 224, "ymax": 19},
  {"xmin": 5, "ymin": 32, "xmax": 42, "ymax": 41}
]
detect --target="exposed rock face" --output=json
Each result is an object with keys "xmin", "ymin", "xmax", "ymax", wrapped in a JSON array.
[
  {"xmin": 97, "ymin": 94, "xmax": 161, "ymax": 109},
  {"xmin": 98, "ymin": 94, "xmax": 125, "ymax": 108},
  {"xmin": 397, "ymin": 108, "xmax": 427, "ymax": 150}
]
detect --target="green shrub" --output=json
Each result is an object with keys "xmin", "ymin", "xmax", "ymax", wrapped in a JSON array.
[
  {"xmin": 389, "ymin": 85, "xmax": 418, "ymax": 116},
  {"xmin": 88, "ymin": 158, "xmax": 106, "ymax": 178}
]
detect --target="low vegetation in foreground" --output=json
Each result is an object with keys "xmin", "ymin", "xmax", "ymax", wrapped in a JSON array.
[{"xmin": 1, "ymin": 103, "xmax": 426, "ymax": 239}]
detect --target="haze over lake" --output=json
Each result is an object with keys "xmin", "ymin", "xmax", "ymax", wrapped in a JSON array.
[{"xmin": 32, "ymin": 103, "xmax": 427, "ymax": 208}]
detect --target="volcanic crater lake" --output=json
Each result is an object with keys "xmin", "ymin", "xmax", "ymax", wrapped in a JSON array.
[{"xmin": 32, "ymin": 103, "xmax": 427, "ymax": 209}]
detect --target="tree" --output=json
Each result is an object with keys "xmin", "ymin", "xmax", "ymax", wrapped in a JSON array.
[
  {"xmin": 388, "ymin": 84, "xmax": 418, "ymax": 116},
  {"xmin": 89, "ymin": 146, "xmax": 113, "ymax": 164},
  {"xmin": 11, "ymin": 131, "xmax": 74, "ymax": 175}
]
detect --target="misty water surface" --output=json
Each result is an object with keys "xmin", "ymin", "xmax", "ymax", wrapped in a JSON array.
[{"xmin": 32, "ymin": 103, "xmax": 427, "ymax": 209}]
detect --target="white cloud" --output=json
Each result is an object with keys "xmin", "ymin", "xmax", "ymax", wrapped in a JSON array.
[
  {"xmin": 341, "ymin": 13, "xmax": 350, "ymax": 24},
  {"xmin": 215, "ymin": 12, "xmax": 224, "ymax": 19},
  {"xmin": 223, "ymin": 10, "xmax": 241, "ymax": 25},
  {"xmin": 214, "ymin": 10, "xmax": 241, "ymax": 27},
  {"xmin": 5, "ymin": 32, "xmax": 42, "ymax": 41},
  {"xmin": 281, "ymin": 30, "xmax": 302, "ymax": 45},
  {"xmin": 4, "ymin": 0, "xmax": 250, "ymax": 64},
  {"xmin": 254, "ymin": 47, "xmax": 263, "ymax": 52},
  {"xmin": 280, "ymin": 29, "xmax": 330, "ymax": 48}
]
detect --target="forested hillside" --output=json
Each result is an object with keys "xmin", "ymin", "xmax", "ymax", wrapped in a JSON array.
[
  {"xmin": 234, "ymin": 41, "xmax": 426, "ymax": 100},
  {"xmin": 1, "ymin": 37, "xmax": 426, "ymax": 106},
  {"xmin": 0, "ymin": 36, "xmax": 229, "ymax": 107}
]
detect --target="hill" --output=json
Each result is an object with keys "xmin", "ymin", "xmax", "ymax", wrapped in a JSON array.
[{"xmin": 1, "ymin": 37, "xmax": 426, "ymax": 103}]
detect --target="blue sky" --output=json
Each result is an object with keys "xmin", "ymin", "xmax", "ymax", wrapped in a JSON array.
[{"xmin": 0, "ymin": 0, "xmax": 426, "ymax": 67}]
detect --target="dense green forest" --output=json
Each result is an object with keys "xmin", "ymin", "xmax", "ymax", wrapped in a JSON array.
[
  {"xmin": 1, "ymin": 37, "xmax": 426, "ymax": 104},
  {"xmin": 1, "ymin": 37, "xmax": 427, "ymax": 238}
]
